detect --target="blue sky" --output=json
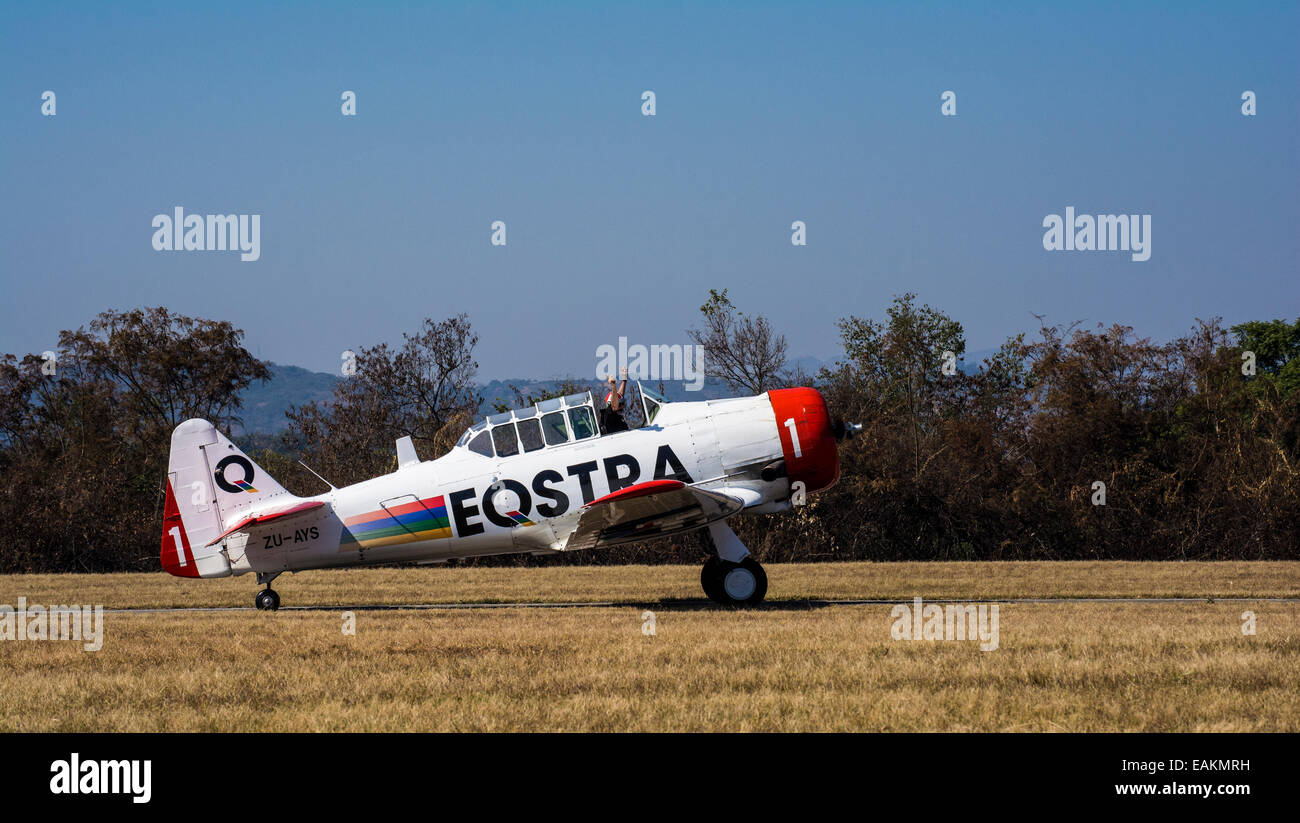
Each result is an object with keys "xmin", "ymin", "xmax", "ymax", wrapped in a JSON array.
[{"xmin": 2, "ymin": 1, "xmax": 1296, "ymax": 380}]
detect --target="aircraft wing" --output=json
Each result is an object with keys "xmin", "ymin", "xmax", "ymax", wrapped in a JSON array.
[
  {"xmin": 559, "ymin": 480, "xmax": 744, "ymax": 552},
  {"xmin": 206, "ymin": 500, "xmax": 326, "ymax": 546}
]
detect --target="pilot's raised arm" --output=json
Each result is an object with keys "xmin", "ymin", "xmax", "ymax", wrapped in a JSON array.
[
  {"xmin": 600, "ymin": 367, "xmax": 630, "ymax": 433},
  {"xmin": 605, "ymin": 366, "xmax": 628, "ymax": 411}
]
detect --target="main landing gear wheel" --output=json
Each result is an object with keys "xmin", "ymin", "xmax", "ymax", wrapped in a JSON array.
[{"xmin": 701, "ymin": 556, "xmax": 767, "ymax": 606}]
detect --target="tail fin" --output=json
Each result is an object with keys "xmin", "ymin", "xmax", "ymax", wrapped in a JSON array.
[{"xmin": 161, "ymin": 418, "xmax": 293, "ymax": 578}]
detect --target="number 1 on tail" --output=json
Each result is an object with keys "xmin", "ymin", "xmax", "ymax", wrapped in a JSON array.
[{"xmin": 169, "ymin": 526, "xmax": 187, "ymax": 566}]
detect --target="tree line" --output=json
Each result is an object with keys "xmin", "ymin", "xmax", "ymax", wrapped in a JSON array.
[{"xmin": 2, "ymin": 296, "xmax": 1296, "ymax": 573}]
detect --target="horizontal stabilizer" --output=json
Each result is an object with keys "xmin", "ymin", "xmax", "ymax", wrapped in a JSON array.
[{"xmin": 206, "ymin": 500, "xmax": 326, "ymax": 546}]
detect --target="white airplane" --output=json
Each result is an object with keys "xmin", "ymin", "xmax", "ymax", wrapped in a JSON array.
[{"xmin": 161, "ymin": 384, "xmax": 850, "ymax": 608}]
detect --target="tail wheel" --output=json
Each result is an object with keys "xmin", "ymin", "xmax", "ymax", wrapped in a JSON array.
[
  {"xmin": 255, "ymin": 589, "xmax": 280, "ymax": 611},
  {"xmin": 702, "ymin": 556, "xmax": 767, "ymax": 606}
]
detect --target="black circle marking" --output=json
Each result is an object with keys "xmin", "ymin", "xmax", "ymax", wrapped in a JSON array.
[{"xmin": 214, "ymin": 455, "xmax": 256, "ymax": 494}]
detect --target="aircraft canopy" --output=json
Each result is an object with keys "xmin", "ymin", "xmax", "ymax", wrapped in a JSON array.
[{"xmin": 456, "ymin": 391, "xmax": 598, "ymax": 458}]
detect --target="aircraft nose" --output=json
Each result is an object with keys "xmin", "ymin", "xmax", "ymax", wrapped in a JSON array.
[{"xmin": 768, "ymin": 387, "xmax": 840, "ymax": 495}]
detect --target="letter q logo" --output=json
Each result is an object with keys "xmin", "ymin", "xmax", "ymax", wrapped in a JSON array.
[{"xmin": 214, "ymin": 455, "xmax": 259, "ymax": 494}]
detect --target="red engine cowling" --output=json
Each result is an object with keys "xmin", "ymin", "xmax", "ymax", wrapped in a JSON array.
[{"xmin": 768, "ymin": 387, "xmax": 840, "ymax": 495}]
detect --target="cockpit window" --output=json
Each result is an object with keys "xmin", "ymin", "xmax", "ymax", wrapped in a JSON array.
[
  {"xmin": 542, "ymin": 411, "xmax": 569, "ymax": 446},
  {"xmin": 457, "ymin": 420, "xmax": 484, "ymax": 448},
  {"xmin": 568, "ymin": 406, "xmax": 596, "ymax": 440},
  {"xmin": 517, "ymin": 418, "xmax": 545, "ymax": 452},
  {"xmin": 468, "ymin": 430, "xmax": 493, "ymax": 457},
  {"xmin": 638, "ymin": 381, "xmax": 667, "ymax": 426},
  {"xmin": 492, "ymin": 423, "xmax": 520, "ymax": 457}
]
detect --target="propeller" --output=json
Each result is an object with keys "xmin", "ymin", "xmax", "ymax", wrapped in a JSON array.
[{"xmin": 831, "ymin": 419, "xmax": 862, "ymax": 442}]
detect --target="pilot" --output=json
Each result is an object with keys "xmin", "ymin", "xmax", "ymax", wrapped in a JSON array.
[{"xmin": 600, "ymin": 367, "xmax": 630, "ymax": 434}]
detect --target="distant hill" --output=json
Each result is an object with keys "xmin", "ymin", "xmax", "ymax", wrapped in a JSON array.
[
  {"xmin": 959, "ymin": 347, "xmax": 1004, "ymax": 375},
  {"xmin": 236, "ymin": 362, "xmax": 829, "ymax": 435},
  {"xmin": 232, "ymin": 363, "xmax": 340, "ymax": 435}
]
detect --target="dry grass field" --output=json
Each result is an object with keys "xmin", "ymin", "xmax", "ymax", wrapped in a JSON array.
[{"xmin": 1, "ymin": 562, "xmax": 1296, "ymax": 732}]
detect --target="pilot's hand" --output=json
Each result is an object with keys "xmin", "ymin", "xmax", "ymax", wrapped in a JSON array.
[{"xmin": 620, "ymin": 366, "xmax": 628, "ymax": 380}]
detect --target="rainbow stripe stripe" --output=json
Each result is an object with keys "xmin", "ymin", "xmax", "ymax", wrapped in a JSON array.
[
  {"xmin": 506, "ymin": 510, "xmax": 535, "ymax": 527},
  {"xmin": 340, "ymin": 495, "xmax": 452, "ymax": 550}
]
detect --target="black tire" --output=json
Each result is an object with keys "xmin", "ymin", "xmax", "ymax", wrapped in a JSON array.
[
  {"xmin": 701, "ymin": 555, "xmax": 727, "ymax": 603},
  {"xmin": 255, "ymin": 589, "xmax": 280, "ymax": 611}
]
